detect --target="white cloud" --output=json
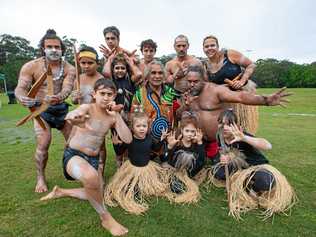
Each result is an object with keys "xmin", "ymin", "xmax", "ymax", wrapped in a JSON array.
[{"xmin": 1, "ymin": 0, "xmax": 315, "ymax": 63}]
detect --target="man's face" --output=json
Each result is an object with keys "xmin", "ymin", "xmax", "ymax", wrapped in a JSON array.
[
  {"xmin": 186, "ymin": 72, "xmax": 201, "ymax": 89},
  {"xmin": 79, "ymin": 57, "xmax": 98, "ymax": 75},
  {"xmin": 93, "ymin": 87, "xmax": 116, "ymax": 109},
  {"xmin": 148, "ymin": 64, "xmax": 164, "ymax": 87},
  {"xmin": 142, "ymin": 46, "xmax": 156, "ymax": 63},
  {"xmin": 174, "ymin": 40, "xmax": 189, "ymax": 57},
  {"xmin": 44, "ymin": 39, "xmax": 62, "ymax": 61},
  {"xmin": 104, "ymin": 32, "xmax": 119, "ymax": 50},
  {"xmin": 185, "ymin": 72, "xmax": 204, "ymax": 96}
]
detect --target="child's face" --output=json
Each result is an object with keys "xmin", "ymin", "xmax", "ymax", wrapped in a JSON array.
[
  {"xmin": 142, "ymin": 46, "xmax": 156, "ymax": 62},
  {"xmin": 181, "ymin": 123, "xmax": 197, "ymax": 142},
  {"xmin": 93, "ymin": 87, "xmax": 116, "ymax": 109},
  {"xmin": 113, "ymin": 62, "xmax": 127, "ymax": 79},
  {"xmin": 79, "ymin": 57, "xmax": 98, "ymax": 75},
  {"xmin": 132, "ymin": 117, "xmax": 148, "ymax": 139},
  {"xmin": 218, "ymin": 118, "xmax": 233, "ymax": 138}
]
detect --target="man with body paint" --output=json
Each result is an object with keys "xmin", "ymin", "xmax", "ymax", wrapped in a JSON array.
[
  {"xmin": 15, "ymin": 29, "xmax": 76, "ymax": 193},
  {"xmin": 41, "ymin": 79, "xmax": 132, "ymax": 236},
  {"xmin": 177, "ymin": 66, "xmax": 292, "ymax": 162}
]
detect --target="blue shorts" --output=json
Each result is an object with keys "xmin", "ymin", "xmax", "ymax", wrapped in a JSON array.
[{"xmin": 63, "ymin": 147, "xmax": 99, "ymax": 180}]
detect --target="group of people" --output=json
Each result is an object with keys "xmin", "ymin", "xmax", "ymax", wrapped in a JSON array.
[{"xmin": 14, "ymin": 27, "xmax": 296, "ymax": 236}]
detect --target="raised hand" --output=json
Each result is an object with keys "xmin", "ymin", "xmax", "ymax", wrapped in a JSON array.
[
  {"xmin": 265, "ymin": 87, "xmax": 293, "ymax": 107},
  {"xmin": 99, "ymin": 44, "xmax": 111, "ymax": 58},
  {"xmin": 111, "ymin": 130, "xmax": 122, "ymax": 145},
  {"xmin": 173, "ymin": 61, "xmax": 188, "ymax": 80},
  {"xmin": 160, "ymin": 128, "xmax": 170, "ymax": 141},
  {"xmin": 228, "ymin": 123, "xmax": 244, "ymax": 144},
  {"xmin": 105, "ymin": 101, "xmax": 119, "ymax": 117},
  {"xmin": 192, "ymin": 128, "xmax": 203, "ymax": 144},
  {"xmin": 167, "ymin": 131, "xmax": 182, "ymax": 149},
  {"xmin": 123, "ymin": 52, "xmax": 135, "ymax": 66}
]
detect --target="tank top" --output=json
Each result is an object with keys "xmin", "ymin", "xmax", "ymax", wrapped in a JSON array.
[{"xmin": 204, "ymin": 50, "xmax": 242, "ymax": 85}]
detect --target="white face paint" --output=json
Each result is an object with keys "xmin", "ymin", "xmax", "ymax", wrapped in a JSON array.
[
  {"xmin": 71, "ymin": 163, "xmax": 82, "ymax": 180},
  {"xmin": 44, "ymin": 48, "xmax": 62, "ymax": 61}
]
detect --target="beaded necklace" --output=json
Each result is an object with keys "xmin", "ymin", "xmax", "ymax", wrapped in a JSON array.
[{"xmin": 44, "ymin": 58, "xmax": 65, "ymax": 81}]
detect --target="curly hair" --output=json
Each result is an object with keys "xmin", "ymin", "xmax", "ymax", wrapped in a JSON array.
[{"xmin": 140, "ymin": 39, "xmax": 157, "ymax": 52}]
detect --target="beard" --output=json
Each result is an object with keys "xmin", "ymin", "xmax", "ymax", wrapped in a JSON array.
[
  {"xmin": 177, "ymin": 51, "xmax": 186, "ymax": 57},
  {"xmin": 45, "ymin": 49, "xmax": 62, "ymax": 61},
  {"xmin": 189, "ymin": 81, "xmax": 205, "ymax": 96}
]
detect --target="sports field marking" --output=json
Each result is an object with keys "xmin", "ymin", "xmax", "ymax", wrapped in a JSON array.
[{"xmin": 272, "ymin": 113, "xmax": 316, "ymax": 117}]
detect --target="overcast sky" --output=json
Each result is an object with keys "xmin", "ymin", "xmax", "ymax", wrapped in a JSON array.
[{"xmin": 1, "ymin": 0, "xmax": 315, "ymax": 63}]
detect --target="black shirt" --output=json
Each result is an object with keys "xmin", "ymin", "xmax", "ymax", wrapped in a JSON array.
[
  {"xmin": 113, "ymin": 76, "xmax": 136, "ymax": 112},
  {"xmin": 114, "ymin": 134, "xmax": 161, "ymax": 167},
  {"xmin": 223, "ymin": 132, "xmax": 269, "ymax": 166}
]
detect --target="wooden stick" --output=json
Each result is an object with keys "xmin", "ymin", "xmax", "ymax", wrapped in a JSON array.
[
  {"xmin": 224, "ymin": 73, "xmax": 242, "ymax": 87},
  {"xmin": 16, "ymin": 65, "xmax": 54, "ymax": 129},
  {"xmin": 27, "ymin": 71, "xmax": 47, "ymax": 98},
  {"xmin": 225, "ymin": 164, "xmax": 231, "ymax": 209},
  {"xmin": 73, "ymin": 44, "xmax": 81, "ymax": 104}
]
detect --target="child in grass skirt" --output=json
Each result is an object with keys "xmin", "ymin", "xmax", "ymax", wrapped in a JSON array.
[
  {"xmin": 207, "ymin": 109, "xmax": 296, "ymax": 219},
  {"xmin": 162, "ymin": 111, "xmax": 206, "ymax": 204},
  {"xmin": 104, "ymin": 110, "xmax": 169, "ymax": 215}
]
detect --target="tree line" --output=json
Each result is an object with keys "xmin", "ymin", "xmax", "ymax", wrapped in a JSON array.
[{"xmin": 0, "ymin": 34, "xmax": 315, "ymax": 92}]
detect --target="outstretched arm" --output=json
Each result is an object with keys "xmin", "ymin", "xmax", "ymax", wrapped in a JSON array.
[
  {"xmin": 218, "ymin": 86, "xmax": 292, "ymax": 107},
  {"xmin": 65, "ymin": 104, "xmax": 90, "ymax": 127}
]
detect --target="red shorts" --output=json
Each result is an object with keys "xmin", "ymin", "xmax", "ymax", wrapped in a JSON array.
[
  {"xmin": 205, "ymin": 140, "xmax": 219, "ymax": 159},
  {"xmin": 172, "ymin": 100, "xmax": 180, "ymax": 113}
]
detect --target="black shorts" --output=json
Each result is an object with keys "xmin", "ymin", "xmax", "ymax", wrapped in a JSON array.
[
  {"xmin": 63, "ymin": 147, "xmax": 99, "ymax": 180},
  {"xmin": 40, "ymin": 102, "xmax": 69, "ymax": 130}
]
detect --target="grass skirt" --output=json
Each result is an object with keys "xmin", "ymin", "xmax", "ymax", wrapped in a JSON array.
[
  {"xmin": 206, "ymin": 148, "xmax": 248, "ymax": 188},
  {"xmin": 229, "ymin": 164, "xmax": 297, "ymax": 220},
  {"xmin": 164, "ymin": 168, "xmax": 201, "ymax": 204},
  {"xmin": 192, "ymin": 168, "xmax": 209, "ymax": 185},
  {"xmin": 104, "ymin": 160, "xmax": 169, "ymax": 215},
  {"xmin": 228, "ymin": 80, "xmax": 259, "ymax": 134}
]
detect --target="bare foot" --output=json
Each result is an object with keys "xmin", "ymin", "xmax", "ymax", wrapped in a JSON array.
[
  {"xmin": 40, "ymin": 186, "xmax": 61, "ymax": 201},
  {"xmin": 101, "ymin": 213, "xmax": 128, "ymax": 236},
  {"xmin": 35, "ymin": 176, "xmax": 48, "ymax": 193}
]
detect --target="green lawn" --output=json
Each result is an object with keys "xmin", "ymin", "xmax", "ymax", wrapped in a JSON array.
[{"xmin": 0, "ymin": 88, "xmax": 315, "ymax": 237}]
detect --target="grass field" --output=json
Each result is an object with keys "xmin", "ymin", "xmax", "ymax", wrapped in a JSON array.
[{"xmin": 0, "ymin": 88, "xmax": 315, "ymax": 237}]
